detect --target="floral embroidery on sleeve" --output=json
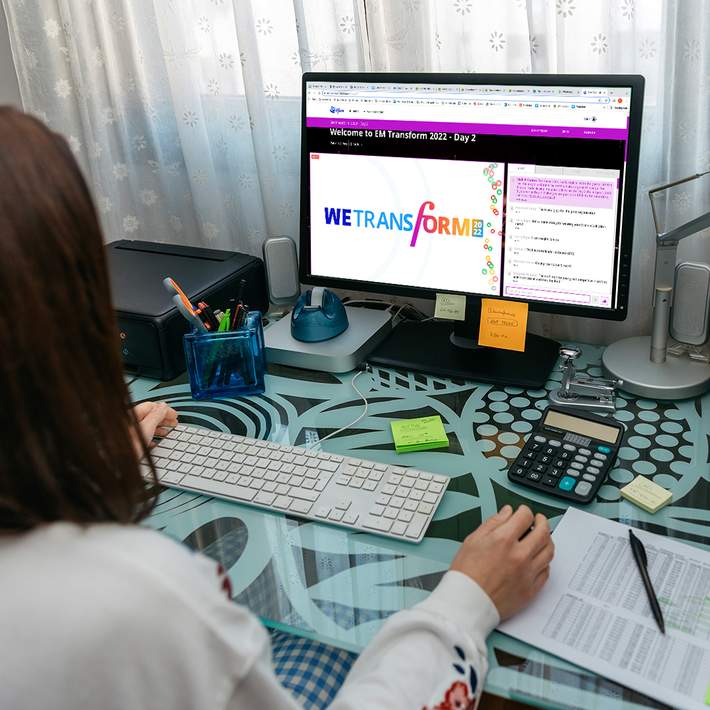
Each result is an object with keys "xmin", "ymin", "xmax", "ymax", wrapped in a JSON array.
[{"xmin": 422, "ymin": 645, "xmax": 478, "ymax": 710}]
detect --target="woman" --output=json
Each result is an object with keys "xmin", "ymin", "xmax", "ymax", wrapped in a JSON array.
[{"xmin": 0, "ymin": 108, "xmax": 554, "ymax": 710}]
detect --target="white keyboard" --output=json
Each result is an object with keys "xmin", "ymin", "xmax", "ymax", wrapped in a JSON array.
[{"xmin": 148, "ymin": 424, "xmax": 448, "ymax": 542}]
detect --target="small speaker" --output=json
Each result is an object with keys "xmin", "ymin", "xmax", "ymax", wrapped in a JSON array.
[
  {"xmin": 671, "ymin": 261, "xmax": 710, "ymax": 345},
  {"xmin": 263, "ymin": 236, "xmax": 300, "ymax": 305}
]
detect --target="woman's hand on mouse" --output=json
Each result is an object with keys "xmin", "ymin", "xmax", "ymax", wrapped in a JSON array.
[
  {"xmin": 450, "ymin": 504, "xmax": 554, "ymax": 621},
  {"xmin": 132, "ymin": 401, "xmax": 178, "ymax": 458}
]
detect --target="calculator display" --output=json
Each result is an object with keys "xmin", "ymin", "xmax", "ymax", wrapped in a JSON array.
[{"xmin": 544, "ymin": 411, "xmax": 620, "ymax": 443}]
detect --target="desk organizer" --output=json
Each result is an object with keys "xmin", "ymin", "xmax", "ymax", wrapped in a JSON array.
[{"xmin": 183, "ymin": 311, "xmax": 265, "ymax": 400}]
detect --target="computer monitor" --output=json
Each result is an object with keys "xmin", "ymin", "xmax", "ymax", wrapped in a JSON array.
[{"xmin": 299, "ymin": 73, "xmax": 644, "ymax": 386}]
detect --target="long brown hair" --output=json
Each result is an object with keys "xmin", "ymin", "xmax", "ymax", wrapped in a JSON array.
[{"xmin": 0, "ymin": 108, "xmax": 158, "ymax": 530}]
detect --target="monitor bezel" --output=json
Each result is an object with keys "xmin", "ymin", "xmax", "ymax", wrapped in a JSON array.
[{"xmin": 299, "ymin": 72, "xmax": 645, "ymax": 321}]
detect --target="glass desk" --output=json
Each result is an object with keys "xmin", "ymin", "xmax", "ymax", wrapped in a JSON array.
[{"xmin": 130, "ymin": 344, "xmax": 710, "ymax": 710}]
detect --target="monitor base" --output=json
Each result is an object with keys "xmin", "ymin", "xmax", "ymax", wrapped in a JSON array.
[{"xmin": 368, "ymin": 320, "xmax": 560, "ymax": 388}]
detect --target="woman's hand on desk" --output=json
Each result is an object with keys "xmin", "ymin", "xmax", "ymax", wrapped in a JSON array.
[
  {"xmin": 450, "ymin": 504, "xmax": 554, "ymax": 621},
  {"xmin": 132, "ymin": 401, "xmax": 178, "ymax": 456}
]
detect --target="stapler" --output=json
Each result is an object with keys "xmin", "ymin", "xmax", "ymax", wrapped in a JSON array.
[{"xmin": 549, "ymin": 346, "xmax": 622, "ymax": 413}]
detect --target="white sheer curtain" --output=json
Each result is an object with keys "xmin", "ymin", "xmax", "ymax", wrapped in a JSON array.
[
  {"xmin": 2, "ymin": 0, "xmax": 708, "ymax": 342},
  {"xmin": 2, "ymin": 0, "xmax": 365, "ymax": 255}
]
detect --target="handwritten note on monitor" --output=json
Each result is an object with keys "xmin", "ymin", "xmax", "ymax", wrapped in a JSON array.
[
  {"xmin": 478, "ymin": 298, "xmax": 528, "ymax": 351},
  {"xmin": 499, "ymin": 508, "xmax": 710, "ymax": 709}
]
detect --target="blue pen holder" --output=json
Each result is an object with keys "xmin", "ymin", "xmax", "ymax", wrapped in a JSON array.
[{"xmin": 183, "ymin": 311, "xmax": 265, "ymax": 400}]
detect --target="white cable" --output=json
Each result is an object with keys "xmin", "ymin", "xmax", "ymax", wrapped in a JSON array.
[{"xmin": 309, "ymin": 368, "xmax": 370, "ymax": 448}]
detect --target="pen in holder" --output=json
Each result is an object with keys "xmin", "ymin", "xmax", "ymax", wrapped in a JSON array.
[{"xmin": 183, "ymin": 310, "xmax": 265, "ymax": 400}]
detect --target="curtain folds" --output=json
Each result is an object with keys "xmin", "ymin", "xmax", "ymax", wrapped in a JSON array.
[{"xmin": 2, "ymin": 0, "xmax": 708, "ymax": 342}]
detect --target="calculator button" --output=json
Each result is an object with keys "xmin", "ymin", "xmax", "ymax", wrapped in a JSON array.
[
  {"xmin": 566, "ymin": 468, "xmax": 580, "ymax": 478},
  {"xmin": 550, "ymin": 468, "xmax": 563, "ymax": 478},
  {"xmin": 533, "ymin": 464, "xmax": 546, "ymax": 473},
  {"xmin": 559, "ymin": 451, "xmax": 571, "ymax": 460},
  {"xmin": 527, "ymin": 471, "xmax": 542, "ymax": 482},
  {"xmin": 548, "ymin": 440, "xmax": 562, "ymax": 447},
  {"xmin": 559, "ymin": 476, "xmax": 576, "ymax": 491},
  {"xmin": 574, "ymin": 455, "xmax": 588, "ymax": 464},
  {"xmin": 583, "ymin": 473, "xmax": 596, "ymax": 482},
  {"xmin": 534, "ymin": 435, "xmax": 546, "ymax": 443},
  {"xmin": 542, "ymin": 476, "xmax": 557, "ymax": 487},
  {"xmin": 540, "ymin": 455, "xmax": 551, "ymax": 464},
  {"xmin": 575, "ymin": 481, "xmax": 593, "ymax": 496},
  {"xmin": 593, "ymin": 452, "xmax": 607, "ymax": 461},
  {"xmin": 570, "ymin": 462, "xmax": 583, "ymax": 470},
  {"xmin": 530, "ymin": 442, "xmax": 543, "ymax": 451},
  {"xmin": 579, "ymin": 448, "xmax": 592, "ymax": 456},
  {"xmin": 520, "ymin": 459, "xmax": 532, "ymax": 469},
  {"xmin": 511, "ymin": 466, "xmax": 526, "ymax": 477},
  {"xmin": 524, "ymin": 451, "xmax": 536, "ymax": 460},
  {"xmin": 563, "ymin": 444, "xmax": 576, "ymax": 452},
  {"xmin": 553, "ymin": 459, "xmax": 566, "ymax": 468},
  {"xmin": 587, "ymin": 466, "xmax": 601, "ymax": 475},
  {"xmin": 544, "ymin": 447, "xmax": 555, "ymax": 456},
  {"xmin": 597, "ymin": 445, "xmax": 612, "ymax": 454}
]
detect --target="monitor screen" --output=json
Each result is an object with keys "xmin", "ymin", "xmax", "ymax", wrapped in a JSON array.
[{"xmin": 300, "ymin": 74, "xmax": 642, "ymax": 317}]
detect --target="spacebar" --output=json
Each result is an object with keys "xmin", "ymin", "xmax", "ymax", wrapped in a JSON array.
[{"xmin": 179, "ymin": 475, "xmax": 256, "ymax": 501}]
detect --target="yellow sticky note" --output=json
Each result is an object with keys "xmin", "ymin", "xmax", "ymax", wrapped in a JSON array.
[
  {"xmin": 478, "ymin": 298, "xmax": 529, "ymax": 352},
  {"xmin": 620, "ymin": 475, "xmax": 672, "ymax": 514},
  {"xmin": 434, "ymin": 293, "xmax": 466, "ymax": 321},
  {"xmin": 390, "ymin": 415, "xmax": 449, "ymax": 454}
]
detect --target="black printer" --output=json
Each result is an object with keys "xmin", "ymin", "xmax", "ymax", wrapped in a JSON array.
[{"xmin": 107, "ymin": 240, "xmax": 269, "ymax": 380}]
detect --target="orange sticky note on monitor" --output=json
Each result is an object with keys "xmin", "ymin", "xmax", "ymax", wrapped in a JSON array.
[{"xmin": 478, "ymin": 298, "xmax": 528, "ymax": 352}]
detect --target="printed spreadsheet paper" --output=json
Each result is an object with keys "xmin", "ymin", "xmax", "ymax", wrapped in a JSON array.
[{"xmin": 499, "ymin": 508, "xmax": 710, "ymax": 710}]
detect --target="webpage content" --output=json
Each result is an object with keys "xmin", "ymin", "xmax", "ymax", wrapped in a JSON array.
[
  {"xmin": 504, "ymin": 164, "xmax": 620, "ymax": 307},
  {"xmin": 305, "ymin": 81, "xmax": 631, "ymax": 309}
]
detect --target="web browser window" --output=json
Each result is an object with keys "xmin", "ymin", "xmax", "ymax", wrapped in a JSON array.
[{"xmin": 304, "ymin": 80, "xmax": 632, "ymax": 309}]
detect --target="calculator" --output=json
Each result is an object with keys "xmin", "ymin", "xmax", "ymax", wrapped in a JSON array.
[{"xmin": 507, "ymin": 405, "xmax": 625, "ymax": 504}]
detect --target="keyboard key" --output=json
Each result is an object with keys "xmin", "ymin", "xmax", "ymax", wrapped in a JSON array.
[
  {"xmin": 290, "ymin": 488, "xmax": 319, "ymax": 502},
  {"xmin": 276, "ymin": 483, "xmax": 289, "ymax": 495},
  {"xmin": 363, "ymin": 480, "xmax": 377, "ymax": 491},
  {"xmin": 364, "ymin": 516, "xmax": 392, "ymax": 532},
  {"xmin": 289, "ymin": 499, "xmax": 312, "ymax": 515},
  {"xmin": 391, "ymin": 521, "xmax": 408, "ymax": 536},
  {"xmin": 179, "ymin": 475, "xmax": 255, "ymax": 501},
  {"xmin": 403, "ymin": 500, "xmax": 418, "ymax": 512},
  {"xmin": 302, "ymin": 479, "xmax": 316, "ymax": 489},
  {"xmin": 263, "ymin": 481, "xmax": 277, "ymax": 493},
  {"xmin": 336, "ymin": 476, "xmax": 349, "ymax": 485},
  {"xmin": 342, "ymin": 512, "xmax": 358, "ymax": 525},
  {"xmin": 414, "ymin": 480, "xmax": 428, "ymax": 491},
  {"xmin": 374, "ymin": 463, "xmax": 387, "ymax": 472},
  {"xmin": 389, "ymin": 496, "xmax": 405, "ymax": 508},
  {"xmin": 255, "ymin": 491, "xmax": 276, "ymax": 506},
  {"xmin": 418, "ymin": 502, "xmax": 433, "ymax": 515},
  {"xmin": 376, "ymin": 494, "xmax": 390, "ymax": 506},
  {"xmin": 389, "ymin": 475, "xmax": 402, "ymax": 485},
  {"xmin": 371, "ymin": 504, "xmax": 385, "ymax": 516},
  {"xmin": 159, "ymin": 470, "xmax": 184, "ymax": 485},
  {"xmin": 382, "ymin": 484, "xmax": 396, "ymax": 495},
  {"xmin": 335, "ymin": 498, "xmax": 350, "ymax": 510},
  {"xmin": 383, "ymin": 507, "xmax": 398, "ymax": 519},
  {"xmin": 274, "ymin": 495, "xmax": 291, "ymax": 509},
  {"xmin": 328, "ymin": 509, "xmax": 344, "ymax": 521},
  {"xmin": 349, "ymin": 478, "xmax": 363, "ymax": 489},
  {"xmin": 410, "ymin": 490, "xmax": 424, "ymax": 501},
  {"xmin": 368, "ymin": 471, "xmax": 383, "ymax": 482},
  {"xmin": 319, "ymin": 460, "xmax": 339, "ymax": 472},
  {"xmin": 392, "ymin": 467, "xmax": 406, "ymax": 475},
  {"xmin": 406, "ymin": 515, "xmax": 428, "ymax": 539},
  {"xmin": 398, "ymin": 510, "xmax": 414, "ymax": 522},
  {"xmin": 423, "ymin": 492, "xmax": 438, "ymax": 504}
]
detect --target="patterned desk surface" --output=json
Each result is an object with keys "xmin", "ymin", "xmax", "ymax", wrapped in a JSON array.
[{"xmin": 130, "ymin": 344, "xmax": 710, "ymax": 710}]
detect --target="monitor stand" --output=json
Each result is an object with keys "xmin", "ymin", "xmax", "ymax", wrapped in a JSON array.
[{"xmin": 368, "ymin": 301, "xmax": 560, "ymax": 389}]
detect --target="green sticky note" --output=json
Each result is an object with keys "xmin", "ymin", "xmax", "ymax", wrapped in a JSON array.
[
  {"xmin": 390, "ymin": 415, "xmax": 449, "ymax": 454},
  {"xmin": 705, "ymin": 680, "xmax": 710, "ymax": 705},
  {"xmin": 434, "ymin": 293, "xmax": 466, "ymax": 321}
]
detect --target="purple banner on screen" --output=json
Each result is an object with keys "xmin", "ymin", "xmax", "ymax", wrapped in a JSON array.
[
  {"xmin": 307, "ymin": 116, "xmax": 629, "ymax": 141},
  {"xmin": 509, "ymin": 175, "xmax": 616, "ymax": 208}
]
